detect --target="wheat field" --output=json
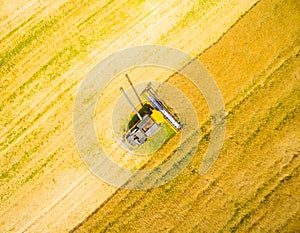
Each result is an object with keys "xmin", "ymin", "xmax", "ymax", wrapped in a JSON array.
[{"xmin": 0, "ymin": 0, "xmax": 299, "ymax": 232}]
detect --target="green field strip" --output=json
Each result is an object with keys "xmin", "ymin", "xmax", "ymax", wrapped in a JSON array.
[
  {"xmin": 0, "ymin": 47, "xmax": 86, "ymax": 139},
  {"xmin": 1, "ymin": 44, "xmax": 78, "ymax": 112},
  {"xmin": 76, "ymin": 0, "xmax": 147, "ymax": 29},
  {"xmin": 0, "ymin": 14, "xmax": 36, "ymax": 46},
  {"xmin": 0, "ymin": 124, "xmax": 77, "ymax": 211},
  {"xmin": 0, "ymin": 112, "xmax": 77, "ymax": 205},
  {"xmin": 0, "ymin": 0, "xmax": 60, "ymax": 47},
  {"xmin": 22, "ymin": 150, "xmax": 56, "ymax": 185},
  {"xmin": 0, "ymin": 116, "xmax": 65, "ymax": 178},
  {"xmin": 0, "ymin": 103, "xmax": 75, "ymax": 187},
  {"xmin": 0, "ymin": 13, "xmax": 62, "ymax": 70},
  {"xmin": 0, "ymin": 16, "xmax": 59, "ymax": 78}
]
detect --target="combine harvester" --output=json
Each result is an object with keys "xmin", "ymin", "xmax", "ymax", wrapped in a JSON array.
[{"xmin": 120, "ymin": 74, "xmax": 183, "ymax": 149}]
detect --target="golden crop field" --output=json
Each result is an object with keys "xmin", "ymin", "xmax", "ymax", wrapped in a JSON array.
[{"xmin": 0, "ymin": 0, "xmax": 299, "ymax": 232}]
